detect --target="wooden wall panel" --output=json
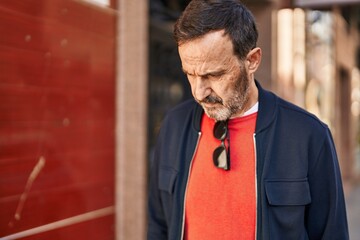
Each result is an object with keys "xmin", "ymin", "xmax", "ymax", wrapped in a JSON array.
[
  {"xmin": 20, "ymin": 215, "xmax": 115, "ymax": 240},
  {"xmin": 0, "ymin": 0, "xmax": 116, "ymax": 238}
]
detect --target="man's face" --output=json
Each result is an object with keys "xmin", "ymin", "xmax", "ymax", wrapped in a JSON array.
[{"xmin": 178, "ymin": 30, "xmax": 253, "ymax": 121}]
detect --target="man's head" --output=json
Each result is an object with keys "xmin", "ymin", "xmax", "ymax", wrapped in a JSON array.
[
  {"xmin": 174, "ymin": 0, "xmax": 258, "ymax": 60},
  {"xmin": 175, "ymin": 0, "xmax": 261, "ymax": 121}
]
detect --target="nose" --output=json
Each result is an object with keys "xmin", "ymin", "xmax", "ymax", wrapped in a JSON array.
[{"xmin": 193, "ymin": 77, "xmax": 211, "ymax": 102}]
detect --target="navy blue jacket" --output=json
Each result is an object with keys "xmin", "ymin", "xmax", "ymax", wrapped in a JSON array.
[{"xmin": 147, "ymin": 82, "xmax": 349, "ymax": 240}]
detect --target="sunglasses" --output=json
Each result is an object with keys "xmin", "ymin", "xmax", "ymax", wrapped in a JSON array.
[{"xmin": 213, "ymin": 120, "xmax": 230, "ymax": 171}]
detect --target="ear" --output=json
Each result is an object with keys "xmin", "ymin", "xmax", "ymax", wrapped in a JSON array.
[{"xmin": 246, "ymin": 47, "xmax": 262, "ymax": 74}]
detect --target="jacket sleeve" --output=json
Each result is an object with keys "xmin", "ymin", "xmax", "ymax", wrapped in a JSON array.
[
  {"xmin": 147, "ymin": 120, "xmax": 168, "ymax": 240},
  {"xmin": 306, "ymin": 128, "xmax": 349, "ymax": 239}
]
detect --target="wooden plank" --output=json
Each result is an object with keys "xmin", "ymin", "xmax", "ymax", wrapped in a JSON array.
[
  {"xmin": 11, "ymin": 214, "xmax": 115, "ymax": 240},
  {"xmin": 0, "ymin": 120, "xmax": 114, "ymax": 160},
  {"xmin": 0, "ymin": 46, "xmax": 115, "ymax": 89},
  {"xmin": 0, "ymin": 0, "xmax": 116, "ymax": 37},
  {"xmin": 0, "ymin": 149, "xmax": 114, "ymax": 195},
  {"xmin": 0, "ymin": 7, "xmax": 116, "ymax": 66},
  {"xmin": 0, "ymin": 182, "xmax": 114, "ymax": 236},
  {"xmin": 0, "ymin": 14, "xmax": 115, "ymax": 87},
  {"xmin": 0, "ymin": 85, "xmax": 115, "ymax": 122}
]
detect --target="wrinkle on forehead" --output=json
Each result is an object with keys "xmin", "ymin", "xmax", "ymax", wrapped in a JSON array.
[{"xmin": 178, "ymin": 30, "xmax": 239, "ymax": 76}]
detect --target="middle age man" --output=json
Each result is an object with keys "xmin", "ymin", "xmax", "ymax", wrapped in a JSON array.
[{"xmin": 147, "ymin": 1, "xmax": 349, "ymax": 239}]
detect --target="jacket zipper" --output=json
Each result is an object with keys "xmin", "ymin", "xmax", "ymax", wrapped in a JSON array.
[
  {"xmin": 180, "ymin": 132, "xmax": 202, "ymax": 240},
  {"xmin": 253, "ymin": 133, "xmax": 258, "ymax": 240}
]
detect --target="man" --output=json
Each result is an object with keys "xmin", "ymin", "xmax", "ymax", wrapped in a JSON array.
[{"xmin": 147, "ymin": 0, "xmax": 349, "ymax": 239}]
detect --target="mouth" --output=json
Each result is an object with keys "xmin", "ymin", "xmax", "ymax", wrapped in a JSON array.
[
  {"xmin": 200, "ymin": 101, "xmax": 221, "ymax": 108},
  {"xmin": 199, "ymin": 95, "xmax": 223, "ymax": 106}
]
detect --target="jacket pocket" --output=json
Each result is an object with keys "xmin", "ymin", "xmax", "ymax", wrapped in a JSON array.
[
  {"xmin": 158, "ymin": 167, "xmax": 178, "ymax": 194},
  {"xmin": 265, "ymin": 179, "xmax": 311, "ymax": 240},
  {"xmin": 265, "ymin": 179, "xmax": 311, "ymax": 206},
  {"xmin": 158, "ymin": 167, "xmax": 178, "ymax": 223}
]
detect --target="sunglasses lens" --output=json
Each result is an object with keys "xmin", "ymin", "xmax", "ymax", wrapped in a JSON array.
[
  {"xmin": 213, "ymin": 121, "xmax": 227, "ymax": 140},
  {"xmin": 213, "ymin": 145, "xmax": 228, "ymax": 170},
  {"xmin": 213, "ymin": 120, "xmax": 230, "ymax": 170}
]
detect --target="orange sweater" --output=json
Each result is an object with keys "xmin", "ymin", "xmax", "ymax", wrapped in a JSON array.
[{"xmin": 185, "ymin": 113, "xmax": 257, "ymax": 240}]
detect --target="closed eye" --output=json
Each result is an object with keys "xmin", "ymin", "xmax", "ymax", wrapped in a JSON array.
[{"xmin": 202, "ymin": 71, "xmax": 225, "ymax": 80}]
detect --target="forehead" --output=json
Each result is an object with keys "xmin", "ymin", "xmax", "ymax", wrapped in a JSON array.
[{"xmin": 178, "ymin": 30, "xmax": 238, "ymax": 72}]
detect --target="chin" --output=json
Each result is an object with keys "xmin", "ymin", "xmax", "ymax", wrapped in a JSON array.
[{"xmin": 204, "ymin": 107, "xmax": 231, "ymax": 121}]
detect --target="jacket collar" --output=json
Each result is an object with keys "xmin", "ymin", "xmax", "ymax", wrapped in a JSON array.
[
  {"xmin": 193, "ymin": 101, "xmax": 204, "ymax": 132},
  {"xmin": 192, "ymin": 80, "xmax": 277, "ymax": 133},
  {"xmin": 254, "ymin": 80, "xmax": 277, "ymax": 134}
]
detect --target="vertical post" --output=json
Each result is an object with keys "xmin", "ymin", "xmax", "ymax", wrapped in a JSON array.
[
  {"xmin": 333, "ymin": 6, "xmax": 355, "ymax": 184},
  {"xmin": 115, "ymin": 0, "xmax": 148, "ymax": 239}
]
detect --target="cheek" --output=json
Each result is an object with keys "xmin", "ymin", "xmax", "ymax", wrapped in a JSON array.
[
  {"xmin": 219, "ymin": 75, "xmax": 236, "ymax": 93},
  {"xmin": 212, "ymin": 82, "xmax": 229, "ymax": 99}
]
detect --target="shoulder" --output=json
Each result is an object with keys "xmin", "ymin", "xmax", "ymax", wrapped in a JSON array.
[
  {"xmin": 163, "ymin": 99, "xmax": 198, "ymax": 124},
  {"xmin": 273, "ymin": 96, "xmax": 330, "ymax": 140},
  {"xmin": 167, "ymin": 99, "xmax": 198, "ymax": 116},
  {"xmin": 160, "ymin": 99, "xmax": 201, "ymax": 132}
]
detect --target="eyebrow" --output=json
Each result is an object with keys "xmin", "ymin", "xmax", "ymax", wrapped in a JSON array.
[
  {"xmin": 181, "ymin": 68, "xmax": 189, "ymax": 75},
  {"xmin": 182, "ymin": 68, "xmax": 226, "ymax": 77}
]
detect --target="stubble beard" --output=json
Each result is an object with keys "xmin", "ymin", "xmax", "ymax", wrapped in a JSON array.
[{"xmin": 200, "ymin": 67, "xmax": 250, "ymax": 121}]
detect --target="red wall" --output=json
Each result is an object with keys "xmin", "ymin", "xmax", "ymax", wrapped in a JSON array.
[{"xmin": 0, "ymin": 1, "xmax": 116, "ymax": 239}]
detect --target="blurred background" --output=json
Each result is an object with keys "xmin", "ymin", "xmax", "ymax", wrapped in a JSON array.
[{"xmin": 0, "ymin": 0, "xmax": 359, "ymax": 239}]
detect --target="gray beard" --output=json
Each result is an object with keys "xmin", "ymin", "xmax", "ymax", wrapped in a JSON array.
[{"xmin": 200, "ymin": 67, "xmax": 250, "ymax": 121}]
